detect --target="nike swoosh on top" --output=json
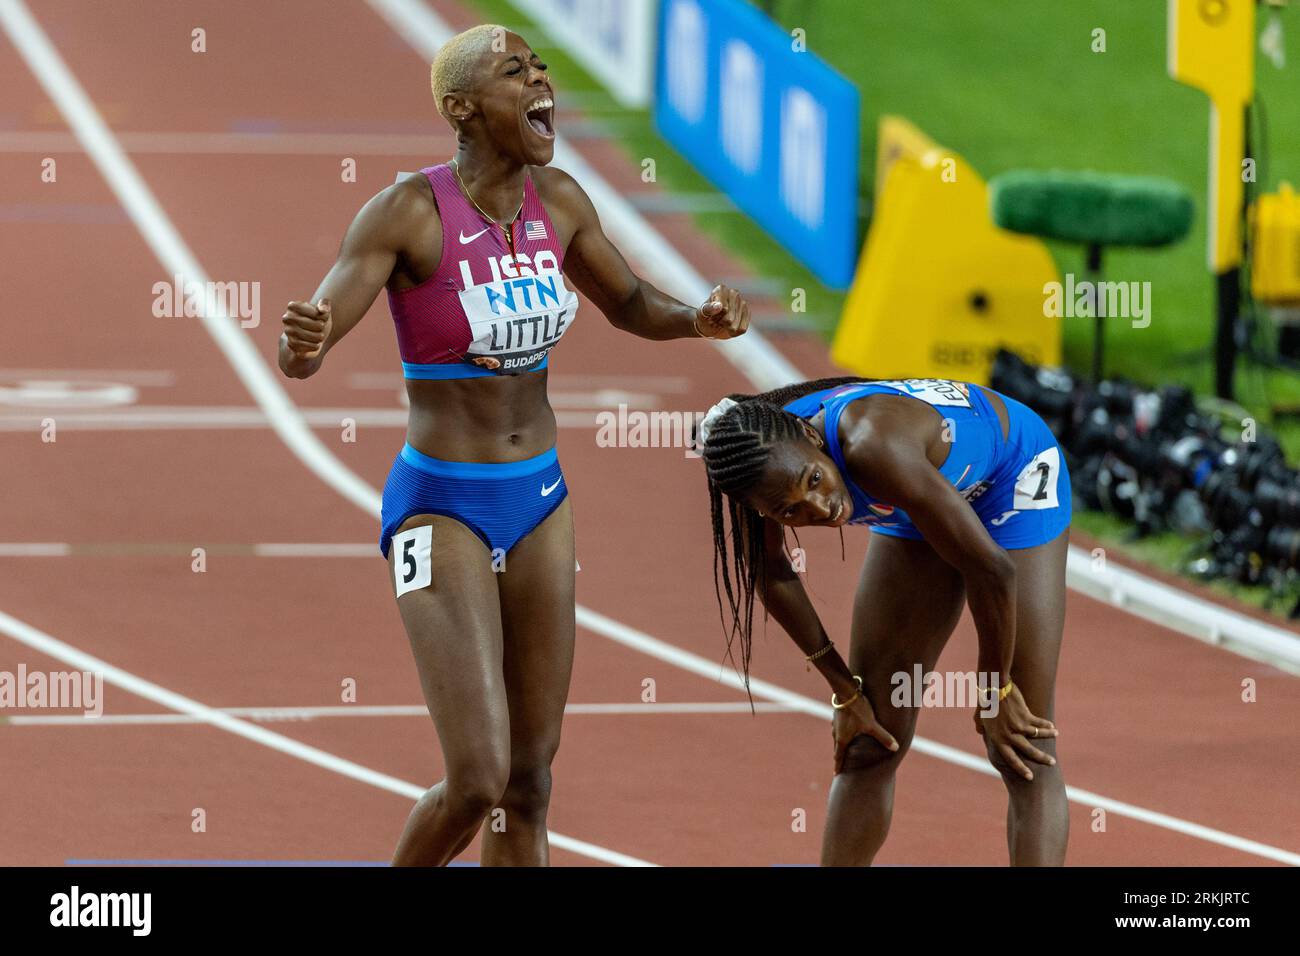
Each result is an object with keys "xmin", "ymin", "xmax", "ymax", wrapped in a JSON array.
[
  {"xmin": 459, "ymin": 227, "xmax": 489, "ymax": 244},
  {"xmin": 541, "ymin": 478, "xmax": 562, "ymax": 497}
]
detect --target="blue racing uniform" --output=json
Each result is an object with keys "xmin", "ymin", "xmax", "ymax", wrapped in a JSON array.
[{"xmin": 782, "ymin": 379, "xmax": 1070, "ymax": 549}]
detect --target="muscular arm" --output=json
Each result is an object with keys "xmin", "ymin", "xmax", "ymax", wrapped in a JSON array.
[
  {"xmin": 544, "ymin": 169, "xmax": 748, "ymax": 340},
  {"xmin": 845, "ymin": 423, "xmax": 1017, "ymax": 679},
  {"xmin": 750, "ymin": 517, "xmax": 860, "ymax": 698},
  {"xmin": 279, "ymin": 179, "xmax": 428, "ymax": 379}
]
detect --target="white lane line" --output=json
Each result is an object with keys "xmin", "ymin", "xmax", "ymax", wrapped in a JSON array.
[
  {"xmin": 0, "ymin": 543, "xmax": 381, "ymax": 558},
  {"xmin": 0, "ymin": 0, "xmax": 650, "ymax": 870},
  {"xmin": 0, "ymin": 406, "xmax": 633, "ymax": 430},
  {"xmin": 567, "ymin": 701, "xmax": 796, "ymax": 715},
  {"xmin": 1066, "ymin": 550, "xmax": 1300, "ymax": 670},
  {"xmin": 0, "ymin": 130, "xmax": 441, "ymax": 155},
  {"xmin": 0, "ymin": 607, "xmax": 652, "ymax": 868},
  {"xmin": 4, "ymin": 701, "xmax": 800, "ymax": 725},
  {"xmin": 252, "ymin": 543, "xmax": 378, "ymax": 558},
  {"xmin": 0, "ymin": 368, "xmax": 176, "ymax": 385},
  {"xmin": 0, "ymin": 543, "xmax": 70, "ymax": 556},
  {"xmin": 8, "ymin": 0, "xmax": 1287, "ymax": 867},
  {"xmin": 0, "ymin": 407, "xmax": 413, "ymax": 429},
  {"xmin": 575, "ymin": 605, "xmax": 1300, "ymax": 866}
]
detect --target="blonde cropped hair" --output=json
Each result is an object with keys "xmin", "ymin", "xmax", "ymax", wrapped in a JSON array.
[{"xmin": 430, "ymin": 24, "xmax": 508, "ymax": 119}]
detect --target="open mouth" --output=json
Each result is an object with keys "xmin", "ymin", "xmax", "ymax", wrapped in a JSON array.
[{"xmin": 524, "ymin": 95, "xmax": 555, "ymax": 139}]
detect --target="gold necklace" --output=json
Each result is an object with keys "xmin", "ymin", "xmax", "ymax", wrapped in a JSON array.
[{"xmin": 450, "ymin": 158, "xmax": 523, "ymax": 253}]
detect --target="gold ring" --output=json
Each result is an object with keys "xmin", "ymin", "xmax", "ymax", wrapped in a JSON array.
[{"xmin": 1030, "ymin": 726, "xmax": 1038, "ymax": 738}]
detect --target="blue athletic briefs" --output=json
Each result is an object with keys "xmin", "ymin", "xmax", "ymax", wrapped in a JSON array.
[{"xmin": 379, "ymin": 443, "xmax": 567, "ymax": 558}]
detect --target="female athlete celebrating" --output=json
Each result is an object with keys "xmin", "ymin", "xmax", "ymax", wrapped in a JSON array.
[
  {"xmin": 278, "ymin": 25, "xmax": 748, "ymax": 866},
  {"xmin": 697, "ymin": 376, "xmax": 1070, "ymax": 866}
]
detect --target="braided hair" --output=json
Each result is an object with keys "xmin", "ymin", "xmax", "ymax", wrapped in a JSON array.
[{"xmin": 699, "ymin": 376, "xmax": 868, "ymax": 687}]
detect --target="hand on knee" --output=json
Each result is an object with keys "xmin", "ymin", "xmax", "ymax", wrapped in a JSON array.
[
  {"xmin": 838, "ymin": 731, "xmax": 910, "ymax": 775},
  {"xmin": 985, "ymin": 737, "xmax": 1059, "ymax": 786}
]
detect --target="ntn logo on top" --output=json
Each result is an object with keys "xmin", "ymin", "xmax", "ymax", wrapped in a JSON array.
[
  {"xmin": 456, "ymin": 250, "xmax": 572, "ymax": 318},
  {"xmin": 481, "ymin": 275, "xmax": 564, "ymax": 317}
]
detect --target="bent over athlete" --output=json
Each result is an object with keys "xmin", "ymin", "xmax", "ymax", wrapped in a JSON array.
[
  {"xmin": 696, "ymin": 376, "xmax": 1071, "ymax": 866},
  {"xmin": 278, "ymin": 25, "xmax": 749, "ymax": 866}
]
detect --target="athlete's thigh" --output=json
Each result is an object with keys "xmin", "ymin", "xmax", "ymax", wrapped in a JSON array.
[
  {"xmin": 388, "ymin": 514, "xmax": 510, "ymax": 773},
  {"xmin": 849, "ymin": 533, "xmax": 968, "ymax": 738},
  {"xmin": 1005, "ymin": 528, "xmax": 1069, "ymax": 722},
  {"xmin": 494, "ymin": 497, "xmax": 576, "ymax": 762}
]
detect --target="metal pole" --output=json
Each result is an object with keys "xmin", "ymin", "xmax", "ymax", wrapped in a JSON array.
[{"xmin": 1087, "ymin": 243, "xmax": 1104, "ymax": 383}]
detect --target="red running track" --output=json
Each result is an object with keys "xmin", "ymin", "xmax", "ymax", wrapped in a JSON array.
[{"xmin": 0, "ymin": 0, "xmax": 1296, "ymax": 866}]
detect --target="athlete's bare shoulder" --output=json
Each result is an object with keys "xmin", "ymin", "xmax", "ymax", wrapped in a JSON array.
[
  {"xmin": 836, "ymin": 392, "xmax": 935, "ymax": 476},
  {"xmin": 336, "ymin": 171, "xmax": 440, "ymax": 276},
  {"xmin": 367, "ymin": 173, "xmax": 437, "ymax": 232},
  {"xmin": 391, "ymin": 169, "xmax": 436, "ymax": 196},
  {"xmin": 529, "ymin": 164, "xmax": 582, "ymax": 202}
]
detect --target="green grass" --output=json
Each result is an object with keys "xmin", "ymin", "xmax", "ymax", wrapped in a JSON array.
[
  {"xmin": 757, "ymin": 0, "xmax": 1300, "ymax": 454},
  {"xmin": 464, "ymin": 0, "xmax": 1300, "ymax": 617}
]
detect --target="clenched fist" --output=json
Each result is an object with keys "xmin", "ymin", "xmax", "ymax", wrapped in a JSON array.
[
  {"xmin": 694, "ymin": 284, "xmax": 750, "ymax": 340},
  {"xmin": 282, "ymin": 299, "xmax": 333, "ymax": 359}
]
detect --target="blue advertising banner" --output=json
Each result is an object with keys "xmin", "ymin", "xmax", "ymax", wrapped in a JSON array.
[{"xmin": 654, "ymin": 0, "xmax": 860, "ymax": 288}]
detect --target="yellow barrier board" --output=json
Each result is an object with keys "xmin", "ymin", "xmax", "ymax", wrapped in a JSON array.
[
  {"xmin": 832, "ymin": 118, "xmax": 1061, "ymax": 384},
  {"xmin": 1251, "ymin": 183, "xmax": 1300, "ymax": 303},
  {"xmin": 1167, "ymin": 0, "xmax": 1255, "ymax": 272}
]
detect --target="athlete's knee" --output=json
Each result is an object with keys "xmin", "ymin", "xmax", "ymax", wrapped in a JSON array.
[
  {"xmin": 444, "ymin": 756, "xmax": 511, "ymax": 818},
  {"xmin": 498, "ymin": 763, "xmax": 553, "ymax": 823},
  {"xmin": 838, "ymin": 726, "xmax": 914, "ymax": 775}
]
